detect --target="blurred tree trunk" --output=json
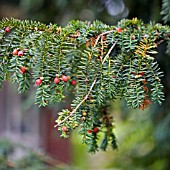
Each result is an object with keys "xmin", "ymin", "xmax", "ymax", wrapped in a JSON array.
[{"xmin": 40, "ymin": 107, "xmax": 71, "ymax": 163}]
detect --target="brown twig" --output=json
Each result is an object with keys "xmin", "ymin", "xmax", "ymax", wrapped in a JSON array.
[
  {"xmin": 102, "ymin": 41, "xmax": 117, "ymax": 64},
  {"xmin": 94, "ymin": 30, "xmax": 115, "ymax": 47}
]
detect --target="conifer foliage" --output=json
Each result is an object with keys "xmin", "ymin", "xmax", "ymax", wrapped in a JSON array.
[
  {"xmin": 0, "ymin": 18, "xmax": 169, "ymax": 152},
  {"xmin": 161, "ymin": 0, "xmax": 170, "ymax": 23}
]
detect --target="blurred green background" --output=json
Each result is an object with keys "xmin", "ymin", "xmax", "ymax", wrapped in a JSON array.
[{"xmin": 0, "ymin": 0, "xmax": 170, "ymax": 169}]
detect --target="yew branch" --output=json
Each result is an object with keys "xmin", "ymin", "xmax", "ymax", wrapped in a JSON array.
[
  {"xmin": 54, "ymin": 31, "xmax": 117, "ymax": 128},
  {"xmin": 54, "ymin": 78, "xmax": 97, "ymax": 127}
]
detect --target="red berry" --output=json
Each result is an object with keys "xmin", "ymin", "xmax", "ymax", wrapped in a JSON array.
[
  {"xmin": 19, "ymin": 66, "xmax": 26, "ymax": 74},
  {"xmin": 116, "ymin": 27, "xmax": 122, "ymax": 33},
  {"xmin": 87, "ymin": 130, "xmax": 92, "ymax": 134},
  {"xmin": 13, "ymin": 49, "xmax": 18, "ymax": 55},
  {"xmin": 54, "ymin": 77, "xmax": 60, "ymax": 84},
  {"xmin": 62, "ymin": 75, "xmax": 68, "ymax": 82},
  {"xmin": 5, "ymin": 27, "xmax": 10, "ymax": 33},
  {"xmin": 112, "ymin": 75, "xmax": 116, "ymax": 78},
  {"xmin": 131, "ymin": 72, "xmax": 136, "ymax": 75},
  {"xmin": 139, "ymin": 72, "xmax": 144, "ymax": 76},
  {"xmin": 93, "ymin": 127, "xmax": 99, "ymax": 133},
  {"xmin": 62, "ymin": 126, "xmax": 68, "ymax": 132},
  {"xmin": 35, "ymin": 79, "xmax": 42, "ymax": 86},
  {"xmin": 18, "ymin": 51, "xmax": 24, "ymax": 56},
  {"xmin": 71, "ymin": 80, "xmax": 77, "ymax": 85},
  {"xmin": 132, "ymin": 35, "xmax": 136, "ymax": 40}
]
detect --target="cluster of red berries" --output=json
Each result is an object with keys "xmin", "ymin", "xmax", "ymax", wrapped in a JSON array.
[
  {"xmin": 61, "ymin": 126, "xmax": 99, "ymax": 134},
  {"xmin": 132, "ymin": 72, "xmax": 145, "ymax": 76},
  {"xmin": 12, "ymin": 48, "xmax": 26, "ymax": 74},
  {"xmin": 87, "ymin": 127, "xmax": 99, "ymax": 134},
  {"xmin": 54, "ymin": 75, "xmax": 77, "ymax": 85},
  {"xmin": 35, "ymin": 75, "xmax": 77, "ymax": 86},
  {"xmin": 13, "ymin": 49, "xmax": 24, "ymax": 57}
]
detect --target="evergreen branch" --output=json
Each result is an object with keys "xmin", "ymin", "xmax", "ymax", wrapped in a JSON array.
[
  {"xmin": 54, "ymin": 40, "xmax": 117, "ymax": 127},
  {"xmin": 161, "ymin": 0, "xmax": 170, "ymax": 23},
  {"xmin": 54, "ymin": 77, "xmax": 97, "ymax": 127},
  {"xmin": 0, "ymin": 17, "xmax": 169, "ymax": 153}
]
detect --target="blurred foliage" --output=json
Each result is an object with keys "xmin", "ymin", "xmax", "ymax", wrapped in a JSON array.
[
  {"xmin": 1, "ymin": 17, "xmax": 168, "ymax": 153},
  {"xmin": 0, "ymin": 0, "xmax": 170, "ymax": 169},
  {"xmin": 0, "ymin": 0, "xmax": 129, "ymax": 25},
  {"xmin": 0, "ymin": 139, "xmax": 68, "ymax": 170},
  {"xmin": 161, "ymin": 0, "xmax": 170, "ymax": 23}
]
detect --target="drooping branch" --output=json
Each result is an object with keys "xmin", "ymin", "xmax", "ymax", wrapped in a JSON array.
[
  {"xmin": 0, "ymin": 17, "xmax": 169, "ymax": 153},
  {"xmin": 54, "ymin": 77, "xmax": 97, "ymax": 127},
  {"xmin": 54, "ymin": 40, "xmax": 117, "ymax": 127}
]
